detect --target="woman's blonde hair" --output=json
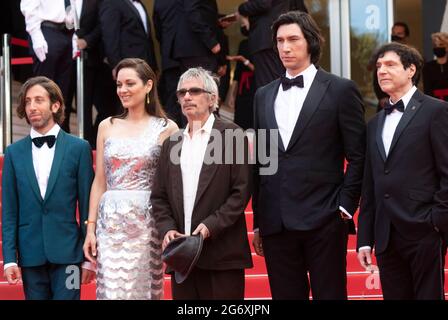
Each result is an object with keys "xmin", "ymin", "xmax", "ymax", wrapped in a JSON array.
[{"xmin": 431, "ymin": 32, "xmax": 448, "ymax": 47}]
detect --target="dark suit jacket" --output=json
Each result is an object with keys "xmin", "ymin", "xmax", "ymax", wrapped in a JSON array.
[
  {"xmin": 357, "ymin": 90, "xmax": 448, "ymax": 254},
  {"xmin": 76, "ymin": 0, "xmax": 102, "ymax": 67},
  {"xmin": 153, "ymin": 0, "xmax": 180, "ymax": 71},
  {"xmin": 253, "ymin": 68, "xmax": 366, "ymax": 236},
  {"xmin": 151, "ymin": 117, "xmax": 253, "ymax": 271},
  {"xmin": 172, "ymin": 0, "xmax": 219, "ymax": 60},
  {"xmin": 100, "ymin": 0, "xmax": 157, "ymax": 70},
  {"xmin": 238, "ymin": 0, "xmax": 290, "ymax": 55},
  {"xmin": 1, "ymin": 130, "xmax": 94, "ymax": 267}
]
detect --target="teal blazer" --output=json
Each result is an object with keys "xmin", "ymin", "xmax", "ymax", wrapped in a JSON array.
[{"xmin": 1, "ymin": 130, "xmax": 94, "ymax": 267}]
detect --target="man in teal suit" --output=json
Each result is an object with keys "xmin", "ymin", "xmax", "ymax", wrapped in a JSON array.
[{"xmin": 2, "ymin": 76, "xmax": 95, "ymax": 299}]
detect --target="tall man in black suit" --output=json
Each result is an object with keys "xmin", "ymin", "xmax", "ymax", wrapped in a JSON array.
[
  {"xmin": 357, "ymin": 43, "xmax": 448, "ymax": 300},
  {"xmin": 100, "ymin": 0, "xmax": 157, "ymax": 76},
  {"xmin": 237, "ymin": 0, "xmax": 292, "ymax": 88},
  {"xmin": 252, "ymin": 11, "xmax": 366, "ymax": 299},
  {"xmin": 153, "ymin": 0, "xmax": 184, "ymax": 127},
  {"xmin": 172, "ymin": 0, "xmax": 222, "ymax": 73}
]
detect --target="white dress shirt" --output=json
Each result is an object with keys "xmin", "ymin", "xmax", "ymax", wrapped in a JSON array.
[
  {"xmin": 31, "ymin": 124, "xmax": 60, "ymax": 199},
  {"xmin": 131, "ymin": 0, "xmax": 148, "ymax": 34},
  {"xmin": 180, "ymin": 114, "xmax": 215, "ymax": 235},
  {"xmin": 359, "ymin": 85, "xmax": 417, "ymax": 253},
  {"xmin": 382, "ymin": 85, "xmax": 417, "ymax": 156},
  {"xmin": 274, "ymin": 64, "xmax": 318, "ymax": 149}
]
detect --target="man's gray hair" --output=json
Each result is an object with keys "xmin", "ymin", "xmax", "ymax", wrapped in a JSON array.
[{"xmin": 177, "ymin": 67, "xmax": 219, "ymax": 112}]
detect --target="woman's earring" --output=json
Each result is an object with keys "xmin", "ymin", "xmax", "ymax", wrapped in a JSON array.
[{"xmin": 146, "ymin": 93, "xmax": 150, "ymax": 104}]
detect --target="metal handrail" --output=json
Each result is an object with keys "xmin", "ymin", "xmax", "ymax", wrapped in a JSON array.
[{"xmin": 1, "ymin": 34, "xmax": 12, "ymax": 153}]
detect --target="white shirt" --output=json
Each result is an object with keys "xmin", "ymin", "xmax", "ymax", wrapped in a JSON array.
[
  {"xmin": 31, "ymin": 124, "xmax": 60, "ymax": 199},
  {"xmin": 274, "ymin": 64, "xmax": 318, "ymax": 149},
  {"xmin": 20, "ymin": 0, "xmax": 72, "ymax": 35},
  {"xmin": 180, "ymin": 114, "xmax": 215, "ymax": 235},
  {"xmin": 359, "ymin": 85, "xmax": 418, "ymax": 253},
  {"xmin": 131, "ymin": 0, "xmax": 148, "ymax": 34},
  {"xmin": 382, "ymin": 85, "xmax": 417, "ymax": 156}
]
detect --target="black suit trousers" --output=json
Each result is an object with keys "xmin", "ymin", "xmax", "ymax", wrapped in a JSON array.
[
  {"xmin": 376, "ymin": 226, "xmax": 446, "ymax": 300},
  {"xmin": 171, "ymin": 267, "xmax": 245, "ymax": 300},
  {"xmin": 262, "ymin": 215, "xmax": 349, "ymax": 300}
]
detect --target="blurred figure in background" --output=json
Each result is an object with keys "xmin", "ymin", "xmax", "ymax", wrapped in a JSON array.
[
  {"xmin": 423, "ymin": 32, "xmax": 448, "ymax": 101},
  {"xmin": 153, "ymin": 0, "xmax": 185, "ymax": 127},
  {"xmin": 20, "ymin": 0, "xmax": 77, "ymax": 133},
  {"xmin": 227, "ymin": 18, "xmax": 255, "ymax": 130}
]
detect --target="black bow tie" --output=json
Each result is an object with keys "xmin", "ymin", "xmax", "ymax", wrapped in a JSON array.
[
  {"xmin": 281, "ymin": 75, "xmax": 304, "ymax": 91},
  {"xmin": 32, "ymin": 135, "xmax": 56, "ymax": 148},
  {"xmin": 384, "ymin": 100, "xmax": 405, "ymax": 115}
]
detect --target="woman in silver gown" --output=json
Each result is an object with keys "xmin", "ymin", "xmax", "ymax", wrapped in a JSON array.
[{"xmin": 83, "ymin": 58, "xmax": 178, "ymax": 299}]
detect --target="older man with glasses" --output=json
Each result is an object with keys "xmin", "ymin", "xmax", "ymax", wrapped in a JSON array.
[{"xmin": 151, "ymin": 67, "xmax": 253, "ymax": 300}]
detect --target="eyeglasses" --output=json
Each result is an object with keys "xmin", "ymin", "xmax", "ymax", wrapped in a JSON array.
[{"xmin": 176, "ymin": 87, "xmax": 211, "ymax": 98}]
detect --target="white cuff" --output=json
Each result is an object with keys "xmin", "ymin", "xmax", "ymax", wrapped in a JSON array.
[
  {"xmin": 81, "ymin": 261, "xmax": 96, "ymax": 272},
  {"xmin": 339, "ymin": 206, "xmax": 353, "ymax": 219},
  {"xmin": 30, "ymin": 29, "xmax": 46, "ymax": 49},
  {"xmin": 358, "ymin": 246, "xmax": 372, "ymax": 252},
  {"xmin": 4, "ymin": 262, "xmax": 18, "ymax": 271}
]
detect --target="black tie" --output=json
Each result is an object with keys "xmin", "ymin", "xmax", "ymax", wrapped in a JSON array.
[
  {"xmin": 32, "ymin": 135, "xmax": 56, "ymax": 148},
  {"xmin": 384, "ymin": 99, "xmax": 405, "ymax": 115},
  {"xmin": 281, "ymin": 75, "xmax": 304, "ymax": 91},
  {"xmin": 64, "ymin": 0, "xmax": 70, "ymax": 9}
]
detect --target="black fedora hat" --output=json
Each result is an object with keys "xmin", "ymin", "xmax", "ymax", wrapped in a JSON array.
[{"xmin": 162, "ymin": 234, "xmax": 203, "ymax": 284}]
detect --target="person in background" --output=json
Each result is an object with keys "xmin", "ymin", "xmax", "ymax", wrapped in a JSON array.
[
  {"xmin": 227, "ymin": 20, "xmax": 255, "ymax": 130},
  {"xmin": 391, "ymin": 22, "xmax": 410, "ymax": 44},
  {"xmin": 100, "ymin": 0, "xmax": 158, "ymax": 79},
  {"xmin": 153, "ymin": 0, "xmax": 184, "ymax": 127},
  {"xmin": 20, "ymin": 0, "xmax": 77, "ymax": 133},
  {"xmin": 423, "ymin": 32, "xmax": 448, "ymax": 101},
  {"xmin": 236, "ymin": 0, "xmax": 290, "ymax": 89}
]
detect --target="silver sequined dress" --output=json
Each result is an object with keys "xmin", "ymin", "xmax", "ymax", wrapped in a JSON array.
[{"xmin": 96, "ymin": 117, "xmax": 166, "ymax": 300}]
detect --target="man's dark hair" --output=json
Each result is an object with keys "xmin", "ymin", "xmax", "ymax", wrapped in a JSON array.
[
  {"xmin": 371, "ymin": 42, "xmax": 423, "ymax": 85},
  {"xmin": 393, "ymin": 22, "xmax": 410, "ymax": 37},
  {"xmin": 17, "ymin": 76, "xmax": 65, "ymax": 125},
  {"xmin": 272, "ymin": 11, "xmax": 324, "ymax": 65}
]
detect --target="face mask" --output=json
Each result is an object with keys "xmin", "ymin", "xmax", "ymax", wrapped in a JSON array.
[
  {"xmin": 391, "ymin": 35, "xmax": 404, "ymax": 42},
  {"xmin": 433, "ymin": 47, "xmax": 447, "ymax": 58}
]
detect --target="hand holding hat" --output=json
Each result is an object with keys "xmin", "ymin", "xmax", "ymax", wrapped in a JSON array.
[{"xmin": 162, "ymin": 234, "xmax": 204, "ymax": 284}]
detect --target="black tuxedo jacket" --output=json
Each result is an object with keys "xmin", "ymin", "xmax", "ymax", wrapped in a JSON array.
[
  {"xmin": 357, "ymin": 90, "xmax": 448, "ymax": 254},
  {"xmin": 172, "ymin": 0, "xmax": 219, "ymax": 60},
  {"xmin": 75, "ymin": 0, "xmax": 102, "ymax": 67},
  {"xmin": 253, "ymin": 68, "xmax": 366, "ymax": 236},
  {"xmin": 238, "ymin": 0, "xmax": 290, "ymax": 55},
  {"xmin": 153, "ymin": 0, "xmax": 180, "ymax": 71},
  {"xmin": 100, "ymin": 0, "xmax": 157, "ymax": 70}
]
